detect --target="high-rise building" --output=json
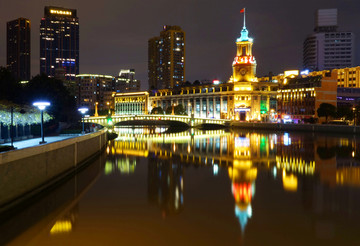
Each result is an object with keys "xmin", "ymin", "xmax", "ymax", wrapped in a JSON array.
[
  {"xmin": 7, "ymin": 18, "xmax": 31, "ymax": 81},
  {"xmin": 148, "ymin": 25, "xmax": 185, "ymax": 89},
  {"xmin": 303, "ymin": 9, "xmax": 355, "ymax": 71},
  {"xmin": 148, "ymin": 37, "xmax": 161, "ymax": 90},
  {"xmin": 76, "ymin": 74, "xmax": 115, "ymax": 113},
  {"xmin": 115, "ymin": 69, "xmax": 140, "ymax": 92},
  {"xmin": 40, "ymin": 6, "xmax": 79, "ymax": 81}
]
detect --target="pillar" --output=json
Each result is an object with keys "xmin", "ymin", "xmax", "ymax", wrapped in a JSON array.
[
  {"xmin": 220, "ymin": 96, "xmax": 223, "ymax": 119},
  {"xmin": 213, "ymin": 96, "xmax": 216, "ymax": 119},
  {"xmin": 206, "ymin": 98, "xmax": 209, "ymax": 118}
]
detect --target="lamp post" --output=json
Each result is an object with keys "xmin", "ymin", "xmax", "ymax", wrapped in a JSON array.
[
  {"xmin": 353, "ymin": 107, "xmax": 356, "ymax": 126},
  {"xmin": 95, "ymin": 102, "xmax": 99, "ymax": 117},
  {"xmin": 33, "ymin": 101, "xmax": 50, "ymax": 144},
  {"xmin": 78, "ymin": 107, "xmax": 89, "ymax": 134},
  {"xmin": 106, "ymin": 101, "xmax": 111, "ymax": 115}
]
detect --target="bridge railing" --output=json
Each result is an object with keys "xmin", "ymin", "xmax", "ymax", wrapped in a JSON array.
[{"xmin": 84, "ymin": 114, "xmax": 230, "ymax": 126}]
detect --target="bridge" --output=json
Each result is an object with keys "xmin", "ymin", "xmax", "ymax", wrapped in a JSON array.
[{"xmin": 84, "ymin": 114, "xmax": 230, "ymax": 128}]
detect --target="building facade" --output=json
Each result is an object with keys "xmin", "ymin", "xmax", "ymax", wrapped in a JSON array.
[
  {"xmin": 115, "ymin": 69, "xmax": 140, "ymax": 93},
  {"xmin": 148, "ymin": 25, "xmax": 185, "ymax": 89},
  {"xmin": 114, "ymin": 92, "xmax": 149, "ymax": 115},
  {"xmin": 276, "ymin": 71, "xmax": 337, "ymax": 122},
  {"xmin": 76, "ymin": 74, "xmax": 115, "ymax": 113},
  {"xmin": 149, "ymin": 18, "xmax": 277, "ymax": 121},
  {"xmin": 40, "ymin": 6, "xmax": 79, "ymax": 81},
  {"xmin": 303, "ymin": 9, "xmax": 355, "ymax": 71},
  {"xmin": 7, "ymin": 18, "xmax": 31, "ymax": 81}
]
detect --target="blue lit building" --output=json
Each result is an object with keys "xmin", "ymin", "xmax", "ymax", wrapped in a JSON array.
[{"xmin": 40, "ymin": 6, "xmax": 79, "ymax": 81}]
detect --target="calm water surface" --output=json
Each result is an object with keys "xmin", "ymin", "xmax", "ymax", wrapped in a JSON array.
[{"xmin": 3, "ymin": 128, "xmax": 360, "ymax": 246}]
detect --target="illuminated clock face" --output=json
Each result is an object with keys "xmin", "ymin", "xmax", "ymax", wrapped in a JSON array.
[{"xmin": 240, "ymin": 68, "xmax": 247, "ymax": 75}]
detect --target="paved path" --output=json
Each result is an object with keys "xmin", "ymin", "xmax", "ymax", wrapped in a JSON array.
[{"xmin": 10, "ymin": 136, "xmax": 77, "ymax": 150}]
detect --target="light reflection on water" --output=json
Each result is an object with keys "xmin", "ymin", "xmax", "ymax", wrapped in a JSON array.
[{"xmin": 5, "ymin": 128, "xmax": 360, "ymax": 245}]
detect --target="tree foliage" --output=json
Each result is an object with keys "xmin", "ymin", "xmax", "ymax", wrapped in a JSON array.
[
  {"xmin": 151, "ymin": 106, "xmax": 164, "ymax": 114},
  {"xmin": 165, "ymin": 104, "xmax": 187, "ymax": 115},
  {"xmin": 336, "ymin": 105, "xmax": 353, "ymax": 121},
  {"xmin": 317, "ymin": 103, "xmax": 336, "ymax": 122},
  {"xmin": 0, "ymin": 67, "xmax": 22, "ymax": 103},
  {"xmin": 0, "ymin": 67, "xmax": 78, "ymax": 123},
  {"xmin": 22, "ymin": 74, "xmax": 77, "ymax": 122}
]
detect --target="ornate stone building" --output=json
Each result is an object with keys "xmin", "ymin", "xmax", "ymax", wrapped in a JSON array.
[{"xmin": 149, "ymin": 15, "xmax": 278, "ymax": 121}]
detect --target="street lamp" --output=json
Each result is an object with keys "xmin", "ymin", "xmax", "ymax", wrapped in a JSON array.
[
  {"xmin": 353, "ymin": 107, "xmax": 356, "ymax": 126},
  {"xmin": 78, "ymin": 107, "xmax": 89, "ymax": 134},
  {"xmin": 33, "ymin": 101, "xmax": 50, "ymax": 144}
]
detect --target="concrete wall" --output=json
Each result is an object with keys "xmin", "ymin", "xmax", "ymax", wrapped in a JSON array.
[
  {"xmin": 231, "ymin": 122, "xmax": 360, "ymax": 134},
  {"xmin": 0, "ymin": 130, "xmax": 107, "ymax": 211}
]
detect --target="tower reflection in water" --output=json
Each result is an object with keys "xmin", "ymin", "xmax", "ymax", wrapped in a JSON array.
[{"xmin": 107, "ymin": 127, "xmax": 360, "ymax": 235}]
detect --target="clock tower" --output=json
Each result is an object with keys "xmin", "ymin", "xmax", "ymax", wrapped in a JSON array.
[{"xmin": 232, "ymin": 15, "xmax": 257, "ymax": 82}]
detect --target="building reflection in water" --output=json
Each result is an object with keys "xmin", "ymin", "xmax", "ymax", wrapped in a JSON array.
[
  {"xmin": 50, "ymin": 205, "xmax": 79, "ymax": 235},
  {"xmin": 148, "ymin": 157, "xmax": 184, "ymax": 216},
  {"xmin": 111, "ymin": 127, "xmax": 360, "ymax": 235}
]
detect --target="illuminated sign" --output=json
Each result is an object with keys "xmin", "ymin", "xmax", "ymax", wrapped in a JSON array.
[
  {"xmin": 300, "ymin": 69, "xmax": 309, "ymax": 75},
  {"xmin": 213, "ymin": 80, "xmax": 220, "ymax": 85},
  {"xmin": 233, "ymin": 56, "xmax": 256, "ymax": 65},
  {"xmin": 50, "ymin": 9, "xmax": 72, "ymax": 15},
  {"xmin": 284, "ymin": 70, "xmax": 299, "ymax": 77}
]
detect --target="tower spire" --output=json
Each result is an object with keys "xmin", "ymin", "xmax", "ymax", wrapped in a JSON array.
[
  {"xmin": 243, "ymin": 8, "xmax": 246, "ymax": 29},
  {"xmin": 238, "ymin": 8, "xmax": 249, "ymax": 42}
]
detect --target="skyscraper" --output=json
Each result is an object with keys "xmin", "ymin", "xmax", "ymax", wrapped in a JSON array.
[
  {"xmin": 7, "ymin": 18, "xmax": 31, "ymax": 81},
  {"xmin": 303, "ymin": 9, "xmax": 355, "ymax": 71},
  {"xmin": 148, "ymin": 25, "xmax": 185, "ymax": 89},
  {"xmin": 148, "ymin": 36, "xmax": 161, "ymax": 90},
  {"xmin": 40, "ymin": 6, "xmax": 79, "ymax": 81}
]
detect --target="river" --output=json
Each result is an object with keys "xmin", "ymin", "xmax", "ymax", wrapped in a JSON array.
[{"xmin": 2, "ymin": 128, "xmax": 360, "ymax": 246}]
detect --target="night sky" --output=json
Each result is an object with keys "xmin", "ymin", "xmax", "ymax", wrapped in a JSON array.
[{"xmin": 0, "ymin": 0, "xmax": 359, "ymax": 89}]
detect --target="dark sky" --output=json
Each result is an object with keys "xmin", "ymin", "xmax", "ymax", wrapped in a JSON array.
[{"xmin": 0, "ymin": 0, "xmax": 359, "ymax": 89}]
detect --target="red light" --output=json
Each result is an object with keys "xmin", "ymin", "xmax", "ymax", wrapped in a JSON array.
[
  {"xmin": 233, "ymin": 56, "xmax": 255, "ymax": 65},
  {"xmin": 232, "ymin": 182, "xmax": 252, "ymax": 203}
]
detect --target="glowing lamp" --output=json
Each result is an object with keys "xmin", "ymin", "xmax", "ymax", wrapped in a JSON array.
[
  {"xmin": 78, "ymin": 107, "xmax": 88, "ymax": 114},
  {"xmin": 78, "ymin": 107, "xmax": 89, "ymax": 134},
  {"xmin": 33, "ymin": 101, "xmax": 51, "ymax": 144},
  {"xmin": 33, "ymin": 102, "xmax": 50, "ymax": 111}
]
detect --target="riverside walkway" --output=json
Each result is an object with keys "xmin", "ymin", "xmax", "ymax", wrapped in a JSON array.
[{"xmin": 9, "ymin": 136, "xmax": 76, "ymax": 150}]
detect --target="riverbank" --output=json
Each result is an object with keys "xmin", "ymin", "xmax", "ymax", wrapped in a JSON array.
[
  {"xmin": 231, "ymin": 122, "xmax": 360, "ymax": 134},
  {"xmin": 0, "ymin": 130, "xmax": 107, "ymax": 213}
]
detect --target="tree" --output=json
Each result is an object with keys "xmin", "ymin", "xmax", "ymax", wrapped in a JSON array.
[
  {"xmin": 174, "ymin": 104, "xmax": 187, "ymax": 115},
  {"xmin": 22, "ymin": 74, "xmax": 77, "ymax": 122},
  {"xmin": 317, "ymin": 103, "xmax": 336, "ymax": 123},
  {"xmin": 193, "ymin": 80, "xmax": 201, "ymax": 85},
  {"xmin": 151, "ymin": 106, "xmax": 164, "ymax": 114},
  {"xmin": 184, "ymin": 81, "xmax": 192, "ymax": 86},
  {"xmin": 336, "ymin": 105, "xmax": 353, "ymax": 121},
  {"xmin": 0, "ymin": 67, "xmax": 23, "ymax": 103},
  {"xmin": 165, "ymin": 104, "xmax": 187, "ymax": 115}
]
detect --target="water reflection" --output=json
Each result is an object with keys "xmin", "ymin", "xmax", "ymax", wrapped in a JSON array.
[
  {"xmin": 6, "ymin": 128, "xmax": 360, "ymax": 245},
  {"xmin": 106, "ymin": 127, "xmax": 360, "ymax": 238},
  {"xmin": 148, "ymin": 157, "xmax": 184, "ymax": 216}
]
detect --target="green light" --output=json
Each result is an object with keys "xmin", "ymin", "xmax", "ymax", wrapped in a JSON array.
[{"xmin": 107, "ymin": 118, "xmax": 113, "ymax": 125}]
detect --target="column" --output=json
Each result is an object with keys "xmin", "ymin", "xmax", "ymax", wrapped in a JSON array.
[
  {"xmin": 193, "ymin": 98, "xmax": 196, "ymax": 117},
  {"xmin": 206, "ymin": 98, "xmax": 209, "ymax": 118},
  {"xmin": 213, "ymin": 96, "xmax": 216, "ymax": 119},
  {"xmin": 220, "ymin": 96, "xmax": 223, "ymax": 119},
  {"xmin": 187, "ymin": 99, "xmax": 191, "ymax": 115},
  {"xmin": 227, "ymin": 96, "xmax": 230, "ymax": 119},
  {"xmin": 200, "ymin": 98, "xmax": 203, "ymax": 118}
]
